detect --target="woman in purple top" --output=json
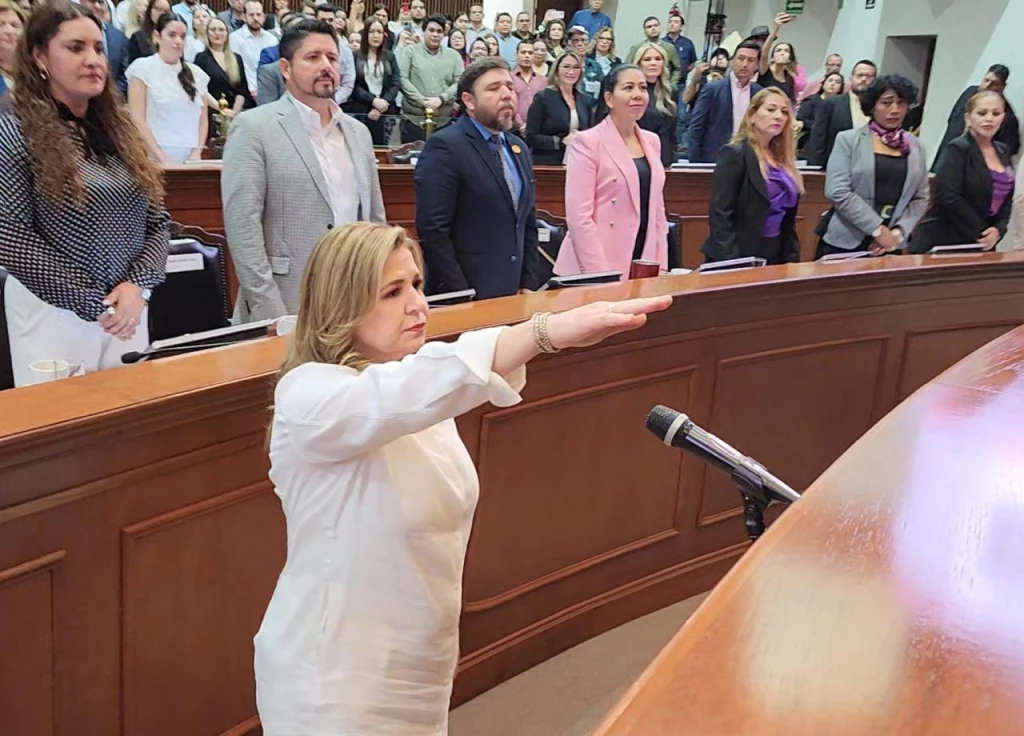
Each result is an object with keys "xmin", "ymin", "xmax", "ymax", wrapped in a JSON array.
[
  {"xmin": 702, "ymin": 87, "xmax": 804, "ymax": 264},
  {"xmin": 911, "ymin": 90, "xmax": 1015, "ymax": 252}
]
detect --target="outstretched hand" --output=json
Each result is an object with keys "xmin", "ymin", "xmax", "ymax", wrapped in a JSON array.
[{"xmin": 547, "ymin": 296, "xmax": 673, "ymax": 350}]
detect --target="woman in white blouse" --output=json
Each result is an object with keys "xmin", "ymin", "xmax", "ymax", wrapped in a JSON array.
[
  {"xmin": 256, "ymin": 222, "xmax": 671, "ymax": 735},
  {"xmin": 126, "ymin": 12, "xmax": 209, "ymax": 162}
]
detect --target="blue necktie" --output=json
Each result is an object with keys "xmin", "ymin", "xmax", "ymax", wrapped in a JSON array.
[{"xmin": 489, "ymin": 134, "xmax": 518, "ymax": 211}]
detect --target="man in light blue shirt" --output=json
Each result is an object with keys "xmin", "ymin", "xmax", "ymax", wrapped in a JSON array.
[
  {"xmin": 569, "ymin": 0, "xmax": 612, "ymax": 40},
  {"xmin": 493, "ymin": 12, "xmax": 519, "ymax": 66},
  {"xmin": 171, "ymin": 0, "xmax": 197, "ymax": 33}
]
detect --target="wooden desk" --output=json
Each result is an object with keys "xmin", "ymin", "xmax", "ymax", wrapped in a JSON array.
[
  {"xmin": 1, "ymin": 256, "xmax": 1022, "ymax": 735},
  {"xmin": 595, "ymin": 313, "xmax": 1024, "ymax": 736},
  {"xmin": 163, "ymin": 164, "xmax": 834, "ymax": 268}
]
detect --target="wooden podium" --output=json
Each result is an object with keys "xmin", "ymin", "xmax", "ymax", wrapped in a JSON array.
[{"xmin": 596, "ymin": 322, "xmax": 1024, "ymax": 735}]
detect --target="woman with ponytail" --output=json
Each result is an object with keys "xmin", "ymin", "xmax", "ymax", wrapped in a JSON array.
[
  {"xmin": 127, "ymin": 12, "xmax": 209, "ymax": 162},
  {"xmin": 0, "ymin": 0, "xmax": 170, "ymax": 385}
]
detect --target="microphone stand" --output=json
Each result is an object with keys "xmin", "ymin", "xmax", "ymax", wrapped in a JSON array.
[{"xmin": 730, "ymin": 464, "xmax": 768, "ymax": 541}]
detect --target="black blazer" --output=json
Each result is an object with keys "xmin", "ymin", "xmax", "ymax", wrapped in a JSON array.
[
  {"xmin": 796, "ymin": 93, "xmax": 824, "ymax": 149},
  {"xmin": 701, "ymin": 141, "xmax": 801, "ymax": 264},
  {"xmin": 193, "ymin": 50, "xmax": 255, "ymax": 112},
  {"xmin": 932, "ymin": 85, "xmax": 1022, "ymax": 172},
  {"xmin": 806, "ymin": 92, "xmax": 855, "ymax": 169},
  {"xmin": 343, "ymin": 50, "xmax": 402, "ymax": 115},
  {"xmin": 127, "ymin": 29, "xmax": 155, "ymax": 67},
  {"xmin": 909, "ymin": 134, "xmax": 1015, "ymax": 253},
  {"xmin": 638, "ymin": 83, "xmax": 676, "ymax": 168},
  {"xmin": 525, "ymin": 87, "xmax": 597, "ymax": 166},
  {"xmin": 414, "ymin": 115, "xmax": 544, "ymax": 298}
]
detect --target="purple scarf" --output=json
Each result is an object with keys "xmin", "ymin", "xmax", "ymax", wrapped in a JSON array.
[{"xmin": 868, "ymin": 121, "xmax": 911, "ymax": 156}]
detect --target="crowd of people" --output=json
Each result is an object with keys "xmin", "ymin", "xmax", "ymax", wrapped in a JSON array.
[{"xmin": 1, "ymin": 0, "xmax": 1024, "ymax": 385}]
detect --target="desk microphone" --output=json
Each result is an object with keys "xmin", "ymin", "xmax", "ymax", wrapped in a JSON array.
[
  {"xmin": 121, "ymin": 341, "xmax": 243, "ymax": 363},
  {"xmin": 645, "ymin": 405, "xmax": 801, "ymax": 504}
]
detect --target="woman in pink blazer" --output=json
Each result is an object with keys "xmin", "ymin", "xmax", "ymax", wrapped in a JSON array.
[{"xmin": 555, "ymin": 64, "xmax": 669, "ymax": 278}]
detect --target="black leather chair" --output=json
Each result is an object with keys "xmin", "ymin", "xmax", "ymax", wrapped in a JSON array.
[
  {"xmin": 534, "ymin": 209, "xmax": 567, "ymax": 284},
  {"xmin": 148, "ymin": 225, "xmax": 231, "ymax": 342},
  {"xmin": 0, "ymin": 267, "xmax": 13, "ymax": 391}
]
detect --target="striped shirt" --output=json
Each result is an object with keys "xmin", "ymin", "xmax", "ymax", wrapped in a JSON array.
[{"xmin": 0, "ymin": 109, "xmax": 170, "ymax": 321}]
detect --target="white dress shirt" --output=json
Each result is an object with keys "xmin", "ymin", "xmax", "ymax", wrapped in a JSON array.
[
  {"xmin": 729, "ymin": 71, "xmax": 753, "ymax": 135},
  {"xmin": 230, "ymin": 24, "xmax": 279, "ymax": 95},
  {"xmin": 287, "ymin": 94, "xmax": 360, "ymax": 228},
  {"xmin": 255, "ymin": 327, "xmax": 526, "ymax": 735}
]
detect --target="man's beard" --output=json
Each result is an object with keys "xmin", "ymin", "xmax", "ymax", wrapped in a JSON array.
[
  {"xmin": 247, "ymin": 21, "xmax": 262, "ymax": 31},
  {"xmin": 475, "ymin": 106, "xmax": 514, "ymax": 132},
  {"xmin": 310, "ymin": 75, "xmax": 339, "ymax": 99}
]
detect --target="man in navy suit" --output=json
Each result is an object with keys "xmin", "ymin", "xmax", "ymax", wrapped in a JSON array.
[
  {"xmin": 414, "ymin": 57, "xmax": 543, "ymax": 299},
  {"xmin": 83, "ymin": 0, "xmax": 129, "ymax": 93},
  {"xmin": 687, "ymin": 41, "xmax": 762, "ymax": 163}
]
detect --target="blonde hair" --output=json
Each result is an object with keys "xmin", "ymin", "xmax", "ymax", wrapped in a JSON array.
[
  {"xmin": 277, "ymin": 222, "xmax": 425, "ymax": 380},
  {"xmin": 0, "ymin": 0, "xmax": 27, "ymax": 25},
  {"xmin": 591, "ymin": 25, "xmax": 614, "ymax": 56},
  {"xmin": 123, "ymin": 0, "xmax": 148, "ymax": 38},
  {"xmin": 206, "ymin": 17, "xmax": 240, "ymax": 86},
  {"xmin": 733, "ymin": 87, "xmax": 804, "ymax": 194},
  {"xmin": 632, "ymin": 42, "xmax": 676, "ymax": 117},
  {"xmin": 547, "ymin": 49, "xmax": 583, "ymax": 89}
]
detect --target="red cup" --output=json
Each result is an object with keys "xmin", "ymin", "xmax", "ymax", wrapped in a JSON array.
[{"xmin": 629, "ymin": 260, "xmax": 661, "ymax": 280}]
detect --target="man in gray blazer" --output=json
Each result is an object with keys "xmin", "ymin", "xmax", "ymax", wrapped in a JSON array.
[{"xmin": 223, "ymin": 19, "xmax": 386, "ymax": 321}]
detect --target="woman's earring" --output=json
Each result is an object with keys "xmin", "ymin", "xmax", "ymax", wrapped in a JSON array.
[{"xmin": 39, "ymin": 67, "xmax": 49, "ymax": 80}]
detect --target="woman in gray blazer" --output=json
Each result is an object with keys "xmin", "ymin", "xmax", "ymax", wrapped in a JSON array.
[{"xmin": 817, "ymin": 75, "xmax": 930, "ymax": 259}]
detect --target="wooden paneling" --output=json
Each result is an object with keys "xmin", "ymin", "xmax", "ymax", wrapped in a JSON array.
[
  {"xmin": 121, "ymin": 484, "xmax": 281, "ymax": 736},
  {"xmin": 896, "ymin": 322, "xmax": 1022, "ymax": 401},
  {"xmin": 163, "ymin": 164, "xmax": 837, "ymax": 271},
  {"xmin": 594, "ymin": 324, "xmax": 1024, "ymax": 736},
  {"xmin": 0, "ymin": 551, "xmax": 64, "ymax": 736},
  {"xmin": 2, "ymin": 256, "xmax": 1024, "ymax": 733}
]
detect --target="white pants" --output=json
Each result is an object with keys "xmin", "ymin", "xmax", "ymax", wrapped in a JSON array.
[{"xmin": 4, "ymin": 276, "xmax": 149, "ymax": 387}]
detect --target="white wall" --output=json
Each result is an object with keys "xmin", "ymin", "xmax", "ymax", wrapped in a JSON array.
[
  {"xmin": 881, "ymin": 36, "xmax": 933, "ymax": 97},
  {"xmin": 484, "ymin": 0, "xmax": 526, "ymax": 26},
  {"xmin": 824, "ymin": 0, "xmax": 1018, "ymax": 165}
]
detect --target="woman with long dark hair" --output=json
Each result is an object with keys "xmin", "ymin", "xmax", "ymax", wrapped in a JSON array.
[
  {"xmin": 0, "ymin": 0, "xmax": 169, "ymax": 385},
  {"xmin": 819, "ymin": 75, "xmax": 930, "ymax": 258},
  {"xmin": 541, "ymin": 17, "xmax": 565, "ymax": 61},
  {"xmin": 126, "ymin": 0, "xmax": 169, "ymax": 64},
  {"xmin": 127, "ymin": 12, "xmax": 209, "ymax": 162},
  {"xmin": 555, "ymin": 65, "xmax": 669, "ymax": 278},
  {"xmin": 911, "ymin": 90, "xmax": 1015, "ymax": 252},
  {"xmin": 797, "ymin": 70, "xmax": 842, "ymax": 149},
  {"xmin": 344, "ymin": 16, "xmax": 400, "ymax": 145},
  {"xmin": 757, "ymin": 13, "xmax": 797, "ymax": 100},
  {"xmin": 447, "ymin": 27, "xmax": 468, "ymax": 68},
  {"xmin": 702, "ymin": 88, "xmax": 804, "ymax": 264}
]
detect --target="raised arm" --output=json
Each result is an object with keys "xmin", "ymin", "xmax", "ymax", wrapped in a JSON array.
[{"xmin": 277, "ymin": 298, "xmax": 673, "ymax": 465}]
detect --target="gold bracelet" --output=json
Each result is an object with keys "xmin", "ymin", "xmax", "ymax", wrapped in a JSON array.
[{"xmin": 531, "ymin": 312, "xmax": 559, "ymax": 353}]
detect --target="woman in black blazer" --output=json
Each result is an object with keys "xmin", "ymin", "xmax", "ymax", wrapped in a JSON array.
[
  {"xmin": 633, "ymin": 42, "xmax": 677, "ymax": 168},
  {"xmin": 127, "ymin": 0, "xmax": 168, "ymax": 66},
  {"xmin": 343, "ymin": 18, "xmax": 401, "ymax": 146},
  {"xmin": 526, "ymin": 51, "xmax": 596, "ymax": 165},
  {"xmin": 702, "ymin": 88, "xmax": 804, "ymax": 264},
  {"xmin": 910, "ymin": 91, "xmax": 1015, "ymax": 253},
  {"xmin": 193, "ymin": 18, "xmax": 254, "ymax": 132}
]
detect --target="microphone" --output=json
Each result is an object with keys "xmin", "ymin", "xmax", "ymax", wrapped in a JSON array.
[
  {"xmin": 121, "ymin": 341, "xmax": 244, "ymax": 363},
  {"xmin": 645, "ymin": 405, "xmax": 801, "ymax": 504}
]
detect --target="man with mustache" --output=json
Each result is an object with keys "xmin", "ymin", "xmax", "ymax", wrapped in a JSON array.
[
  {"xmin": 414, "ymin": 57, "xmax": 544, "ymax": 298},
  {"xmin": 222, "ymin": 19, "xmax": 386, "ymax": 321}
]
